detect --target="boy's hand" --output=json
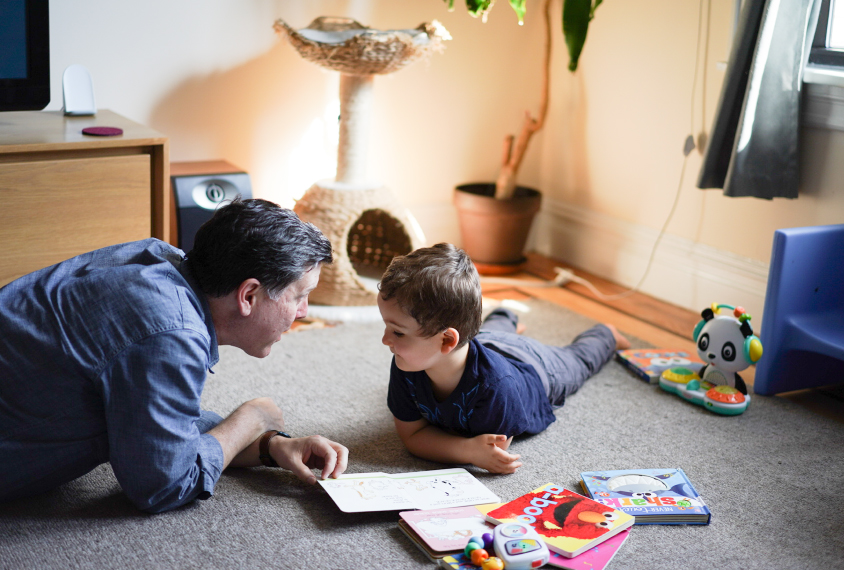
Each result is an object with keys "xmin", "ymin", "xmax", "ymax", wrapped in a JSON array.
[{"xmin": 470, "ymin": 434, "xmax": 522, "ymax": 474}]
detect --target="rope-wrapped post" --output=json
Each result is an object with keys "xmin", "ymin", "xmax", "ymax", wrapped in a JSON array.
[
  {"xmin": 337, "ymin": 73, "xmax": 374, "ymax": 185},
  {"xmin": 273, "ymin": 17, "xmax": 449, "ymax": 306}
]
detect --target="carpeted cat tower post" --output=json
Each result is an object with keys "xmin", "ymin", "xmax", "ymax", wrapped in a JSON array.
[{"xmin": 274, "ymin": 17, "xmax": 450, "ymax": 306}]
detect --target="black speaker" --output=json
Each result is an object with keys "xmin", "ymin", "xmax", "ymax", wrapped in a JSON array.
[{"xmin": 170, "ymin": 161, "xmax": 252, "ymax": 252}]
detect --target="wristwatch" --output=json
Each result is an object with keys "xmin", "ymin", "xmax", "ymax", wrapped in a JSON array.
[{"xmin": 258, "ymin": 429, "xmax": 292, "ymax": 467}]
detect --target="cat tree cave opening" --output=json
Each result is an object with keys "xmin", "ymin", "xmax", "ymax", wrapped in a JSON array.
[{"xmin": 347, "ymin": 208, "xmax": 413, "ymax": 281}]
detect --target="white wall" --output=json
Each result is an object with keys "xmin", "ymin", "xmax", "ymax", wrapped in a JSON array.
[
  {"xmin": 45, "ymin": 0, "xmax": 844, "ymax": 328},
  {"xmin": 532, "ymin": 0, "xmax": 844, "ymax": 326},
  {"xmin": 47, "ymin": 0, "xmax": 545, "ymax": 247}
]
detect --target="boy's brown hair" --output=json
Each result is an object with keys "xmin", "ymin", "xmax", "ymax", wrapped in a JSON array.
[{"xmin": 378, "ymin": 243, "xmax": 482, "ymax": 347}]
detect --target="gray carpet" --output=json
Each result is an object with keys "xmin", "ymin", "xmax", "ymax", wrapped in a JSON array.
[{"xmin": 2, "ymin": 299, "xmax": 843, "ymax": 570}]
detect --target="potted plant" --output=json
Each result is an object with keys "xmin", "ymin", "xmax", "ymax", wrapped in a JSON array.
[{"xmin": 448, "ymin": 0, "xmax": 602, "ymax": 273}]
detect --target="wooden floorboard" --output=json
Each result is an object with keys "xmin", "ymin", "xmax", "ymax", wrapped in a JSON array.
[{"xmin": 523, "ymin": 252, "xmax": 700, "ymax": 341}]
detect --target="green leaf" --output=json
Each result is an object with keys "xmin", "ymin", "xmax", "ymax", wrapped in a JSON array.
[
  {"xmin": 563, "ymin": 0, "xmax": 592, "ymax": 71},
  {"xmin": 444, "ymin": 0, "xmax": 455, "ymax": 11},
  {"xmin": 509, "ymin": 0, "xmax": 527, "ymax": 24},
  {"xmin": 465, "ymin": 0, "xmax": 494, "ymax": 18}
]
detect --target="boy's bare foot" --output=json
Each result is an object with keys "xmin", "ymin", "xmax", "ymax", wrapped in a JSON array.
[
  {"xmin": 605, "ymin": 324, "xmax": 631, "ymax": 350},
  {"xmin": 516, "ymin": 322, "xmax": 527, "ymax": 335}
]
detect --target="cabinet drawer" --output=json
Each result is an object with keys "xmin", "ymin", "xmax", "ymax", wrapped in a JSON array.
[{"xmin": 0, "ymin": 154, "xmax": 151, "ymax": 286}]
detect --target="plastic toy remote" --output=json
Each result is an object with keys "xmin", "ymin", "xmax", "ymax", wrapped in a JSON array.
[{"xmin": 492, "ymin": 522, "xmax": 550, "ymax": 570}]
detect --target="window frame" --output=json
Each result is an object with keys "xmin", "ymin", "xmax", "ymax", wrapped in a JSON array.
[
  {"xmin": 809, "ymin": 0, "xmax": 844, "ymax": 66},
  {"xmin": 803, "ymin": 0, "xmax": 844, "ymax": 131}
]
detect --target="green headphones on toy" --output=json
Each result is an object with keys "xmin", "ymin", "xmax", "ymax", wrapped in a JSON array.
[{"xmin": 693, "ymin": 303, "xmax": 763, "ymax": 364}]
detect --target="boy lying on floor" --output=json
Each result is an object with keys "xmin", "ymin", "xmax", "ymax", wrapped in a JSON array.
[{"xmin": 376, "ymin": 243, "xmax": 630, "ymax": 473}]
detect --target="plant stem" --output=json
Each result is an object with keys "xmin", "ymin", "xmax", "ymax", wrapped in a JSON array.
[{"xmin": 495, "ymin": 0, "xmax": 553, "ymax": 199}]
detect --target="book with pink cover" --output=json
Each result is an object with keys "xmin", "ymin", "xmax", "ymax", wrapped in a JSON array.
[
  {"xmin": 547, "ymin": 529, "xmax": 629, "ymax": 569},
  {"xmin": 399, "ymin": 506, "xmax": 494, "ymax": 561},
  {"xmin": 439, "ymin": 530, "xmax": 629, "ymax": 570}
]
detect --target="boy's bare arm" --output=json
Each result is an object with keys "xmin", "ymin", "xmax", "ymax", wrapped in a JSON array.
[{"xmin": 393, "ymin": 417, "xmax": 523, "ymax": 474}]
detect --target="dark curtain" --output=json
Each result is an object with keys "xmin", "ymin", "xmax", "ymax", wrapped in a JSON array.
[{"xmin": 697, "ymin": 0, "xmax": 820, "ymax": 199}]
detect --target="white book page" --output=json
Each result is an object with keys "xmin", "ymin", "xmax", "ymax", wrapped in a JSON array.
[
  {"xmin": 392, "ymin": 469, "xmax": 500, "ymax": 510},
  {"xmin": 318, "ymin": 468, "xmax": 500, "ymax": 513},
  {"xmin": 318, "ymin": 473, "xmax": 416, "ymax": 512}
]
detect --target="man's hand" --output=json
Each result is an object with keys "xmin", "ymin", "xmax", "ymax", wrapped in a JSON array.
[
  {"xmin": 270, "ymin": 435, "xmax": 349, "ymax": 484},
  {"xmin": 469, "ymin": 434, "xmax": 522, "ymax": 474}
]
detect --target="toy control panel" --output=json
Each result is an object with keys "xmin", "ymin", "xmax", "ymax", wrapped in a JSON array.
[
  {"xmin": 659, "ymin": 367, "xmax": 750, "ymax": 416},
  {"xmin": 492, "ymin": 522, "xmax": 550, "ymax": 570}
]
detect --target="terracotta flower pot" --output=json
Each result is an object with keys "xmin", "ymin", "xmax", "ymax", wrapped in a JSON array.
[{"xmin": 453, "ymin": 183, "xmax": 542, "ymax": 271}]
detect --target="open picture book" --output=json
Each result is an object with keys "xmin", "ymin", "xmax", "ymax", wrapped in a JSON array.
[{"xmin": 318, "ymin": 468, "xmax": 500, "ymax": 513}]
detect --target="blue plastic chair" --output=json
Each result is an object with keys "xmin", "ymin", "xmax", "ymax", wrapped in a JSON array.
[{"xmin": 753, "ymin": 224, "xmax": 844, "ymax": 395}]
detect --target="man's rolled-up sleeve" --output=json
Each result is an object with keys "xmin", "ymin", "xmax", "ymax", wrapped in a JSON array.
[{"xmin": 101, "ymin": 330, "xmax": 225, "ymax": 513}]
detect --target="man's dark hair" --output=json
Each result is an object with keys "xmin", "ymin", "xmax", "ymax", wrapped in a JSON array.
[
  {"xmin": 378, "ymin": 243, "xmax": 482, "ymax": 347},
  {"xmin": 187, "ymin": 198, "xmax": 332, "ymax": 299}
]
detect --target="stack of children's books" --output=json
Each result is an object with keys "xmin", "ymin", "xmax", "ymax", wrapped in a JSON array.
[
  {"xmin": 395, "ymin": 472, "xmax": 709, "ymax": 568},
  {"xmin": 419, "ymin": 483, "xmax": 632, "ymax": 569}
]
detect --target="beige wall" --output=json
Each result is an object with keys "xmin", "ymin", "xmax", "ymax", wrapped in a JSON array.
[
  {"xmin": 544, "ymin": 0, "xmax": 844, "ymax": 264},
  {"xmin": 44, "ymin": 0, "xmax": 843, "ymax": 314}
]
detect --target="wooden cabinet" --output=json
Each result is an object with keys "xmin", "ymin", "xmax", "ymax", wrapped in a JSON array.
[{"xmin": 0, "ymin": 110, "xmax": 169, "ymax": 286}]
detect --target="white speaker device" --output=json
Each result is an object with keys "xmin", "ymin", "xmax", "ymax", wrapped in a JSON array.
[{"xmin": 62, "ymin": 64, "xmax": 96, "ymax": 116}]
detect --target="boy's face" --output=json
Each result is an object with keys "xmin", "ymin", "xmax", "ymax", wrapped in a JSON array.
[{"xmin": 377, "ymin": 295, "xmax": 445, "ymax": 372}]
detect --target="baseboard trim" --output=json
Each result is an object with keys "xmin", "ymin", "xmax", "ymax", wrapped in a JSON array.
[{"xmin": 531, "ymin": 198, "xmax": 770, "ymax": 321}]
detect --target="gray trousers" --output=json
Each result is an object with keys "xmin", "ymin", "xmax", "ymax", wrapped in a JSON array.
[{"xmin": 476, "ymin": 308, "xmax": 616, "ymax": 408}]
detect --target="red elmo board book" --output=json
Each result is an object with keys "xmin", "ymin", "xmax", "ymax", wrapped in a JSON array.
[{"xmin": 484, "ymin": 484, "xmax": 634, "ymax": 558}]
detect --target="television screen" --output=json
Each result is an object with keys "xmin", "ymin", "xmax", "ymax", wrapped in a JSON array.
[{"xmin": 0, "ymin": 0, "xmax": 50, "ymax": 111}]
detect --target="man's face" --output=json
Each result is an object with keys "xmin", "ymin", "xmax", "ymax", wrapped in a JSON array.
[
  {"xmin": 245, "ymin": 265, "xmax": 321, "ymax": 358},
  {"xmin": 377, "ymin": 294, "xmax": 444, "ymax": 372}
]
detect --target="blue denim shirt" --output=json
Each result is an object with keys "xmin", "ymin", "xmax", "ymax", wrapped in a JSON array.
[{"xmin": 0, "ymin": 239, "xmax": 224, "ymax": 512}]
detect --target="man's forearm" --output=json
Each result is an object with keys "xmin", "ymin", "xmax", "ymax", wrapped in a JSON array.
[{"xmin": 207, "ymin": 398, "xmax": 285, "ymax": 469}]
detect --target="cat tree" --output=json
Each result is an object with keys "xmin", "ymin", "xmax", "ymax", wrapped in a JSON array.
[{"xmin": 274, "ymin": 17, "xmax": 450, "ymax": 306}]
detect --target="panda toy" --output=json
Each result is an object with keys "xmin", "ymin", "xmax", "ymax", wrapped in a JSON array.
[
  {"xmin": 658, "ymin": 303, "xmax": 763, "ymax": 415},
  {"xmin": 693, "ymin": 304, "xmax": 763, "ymax": 395}
]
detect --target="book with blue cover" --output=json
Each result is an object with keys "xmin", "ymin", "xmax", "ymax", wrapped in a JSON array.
[
  {"xmin": 615, "ymin": 349, "xmax": 705, "ymax": 384},
  {"xmin": 580, "ymin": 468, "xmax": 711, "ymax": 525}
]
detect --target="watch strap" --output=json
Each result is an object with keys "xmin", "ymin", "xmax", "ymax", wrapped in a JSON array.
[{"xmin": 258, "ymin": 429, "xmax": 291, "ymax": 467}]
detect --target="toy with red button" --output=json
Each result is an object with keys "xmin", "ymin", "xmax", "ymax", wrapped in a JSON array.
[{"xmin": 658, "ymin": 303, "xmax": 762, "ymax": 416}]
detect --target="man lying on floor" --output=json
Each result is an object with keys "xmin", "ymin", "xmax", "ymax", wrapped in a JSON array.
[{"xmin": 0, "ymin": 198, "xmax": 348, "ymax": 512}]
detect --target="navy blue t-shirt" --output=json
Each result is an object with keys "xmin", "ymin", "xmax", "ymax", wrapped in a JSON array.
[{"xmin": 387, "ymin": 338, "xmax": 556, "ymax": 438}]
